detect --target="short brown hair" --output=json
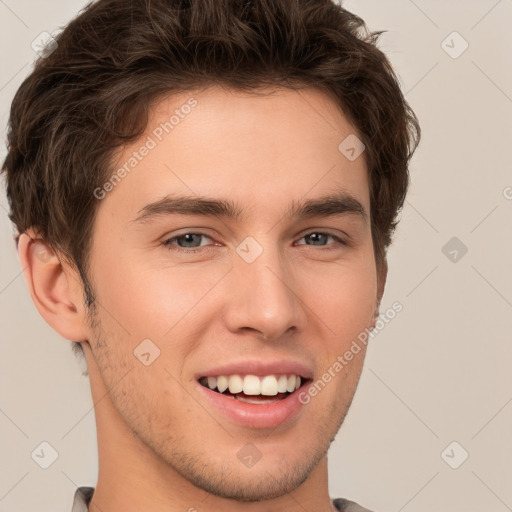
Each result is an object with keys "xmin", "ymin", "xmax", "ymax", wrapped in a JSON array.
[{"xmin": 2, "ymin": 0, "xmax": 420, "ymax": 361}]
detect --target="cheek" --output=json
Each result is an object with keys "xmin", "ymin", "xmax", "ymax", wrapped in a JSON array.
[
  {"xmin": 92, "ymin": 252, "xmax": 231, "ymax": 340},
  {"xmin": 300, "ymin": 257, "xmax": 377, "ymax": 340}
]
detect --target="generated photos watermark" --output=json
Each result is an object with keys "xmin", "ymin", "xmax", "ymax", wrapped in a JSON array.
[
  {"xmin": 93, "ymin": 97, "xmax": 198, "ymax": 200},
  {"xmin": 298, "ymin": 301, "xmax": 403, "ymax": 404}
]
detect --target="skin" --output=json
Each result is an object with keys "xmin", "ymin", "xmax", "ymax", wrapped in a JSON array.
[{"xmin": 18, "ymin": 85, "xmax": 387, "ymax": 512}]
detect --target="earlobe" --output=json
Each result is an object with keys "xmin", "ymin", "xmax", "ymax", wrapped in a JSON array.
[{"xmin": 17, "ymin": 230, "xmax": 89, "ymax": 342}]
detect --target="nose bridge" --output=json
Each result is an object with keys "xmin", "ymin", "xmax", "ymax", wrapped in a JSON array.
[{"xmin": 224, "ymin": 235, "xmax": 305, "ymax": 340}]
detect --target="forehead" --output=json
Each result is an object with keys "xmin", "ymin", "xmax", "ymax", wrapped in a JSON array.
[{"xmin": 97, "ymin": 85, "xmax": 370, "ymax": 225}]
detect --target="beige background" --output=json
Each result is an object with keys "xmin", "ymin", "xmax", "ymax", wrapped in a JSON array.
[{"xmin": 1, "ymin": 1, "xmax": 511, "ymax": 511}]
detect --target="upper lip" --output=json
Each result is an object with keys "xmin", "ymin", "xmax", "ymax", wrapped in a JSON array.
[{"xmin": 195, "ymin": 360, "xmax": 314, "ymax": 380}]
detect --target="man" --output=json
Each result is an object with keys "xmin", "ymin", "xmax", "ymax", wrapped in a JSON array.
[{"xmin": 2, "ymin": 0, "xmax": 420, "ymax": 510}]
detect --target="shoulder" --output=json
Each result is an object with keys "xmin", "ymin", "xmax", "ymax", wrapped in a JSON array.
[
  {"xmin": 71, "ymin": 487, "xmax": 94, "ymax": 512},
  {"xmin": 332, "ymin": 497, "xmax": 376, "ymax": 512}
]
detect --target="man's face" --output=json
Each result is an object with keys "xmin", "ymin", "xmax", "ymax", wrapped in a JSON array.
[{"xmin": 81, "ymin": 85, "xmax": 382, "ymax": 500}]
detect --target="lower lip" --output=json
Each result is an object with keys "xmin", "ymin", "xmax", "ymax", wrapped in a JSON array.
[{"xmin": 196, "ymin": 381, "xmax": 309, "ymax": 429}]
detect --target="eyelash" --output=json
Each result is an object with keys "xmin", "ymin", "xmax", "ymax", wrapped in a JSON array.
[{"xmin": 162, "ymin": 231, "xmax": 348, "ymax": 254}]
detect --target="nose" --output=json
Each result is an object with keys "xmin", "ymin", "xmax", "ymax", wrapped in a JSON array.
[{"xmin": 223, "ymin": 242, "xmax": 307, "ymax": 341}]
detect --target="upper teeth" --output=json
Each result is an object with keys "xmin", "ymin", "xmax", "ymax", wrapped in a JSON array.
[{"xmin": 200, "ymin": 374, "xmax": 302, "ymax": 395}]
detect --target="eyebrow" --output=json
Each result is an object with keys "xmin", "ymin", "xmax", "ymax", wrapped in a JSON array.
[{"xmin": 132, "ymin": 191, "xmax": 368, "ymax": 225}]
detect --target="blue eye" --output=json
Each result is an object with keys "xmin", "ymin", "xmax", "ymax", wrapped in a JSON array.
[
  {"xmin": 162, "ymin": 231, "xmax": 347, "ymax": 254},
  {"xmin": 162, "ymin": 233, "xmax": 214, "ymax": 254},
  {"xmin": 296, "ymin": 232, "xmax": 346, "ymax": 248}
]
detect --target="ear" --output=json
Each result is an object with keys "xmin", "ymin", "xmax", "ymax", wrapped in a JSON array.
[
  {"xmin": 370, "ymin": 258, "xmax": 388, "ymax": 328},
  {"xmin": 17, "ymin": 229, "xmax": 90, "ymax": 342}
]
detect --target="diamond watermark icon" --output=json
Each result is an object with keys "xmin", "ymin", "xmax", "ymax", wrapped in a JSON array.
[
  {"xmin": 237, "ymin": 443, "xmax": 262, "ymax": 468},
  {"xmin": 441, "ymin": 31, "xmax": 469, "ymax": 59},
  {"xmin": 33, "ymin": 244, "xmax": 51, "ymax": 262},
  {"xmin": 442, "ymin": 236, "xmax": 468, "ymax": 263},
  {"xmin": 236, "ymin": 236, "xmax": 263, "ymax": 263},
  {"xmin": 338, "ymin": 134, "xmax": 365, "ymax": 161},
  {"xmin": 441, "ymin": 441, "xmax": 469, "ymax": 469},
  {"xmin": 31, "ymin": 441, "xmax": 59, "ymax": 469},
  {"xmin": 134, "ymin": 338, "xmax": 161, "ymax": 366},
  {"xmin": 31, "ymin": 32, "xmax": 58, "ymax": 58}
]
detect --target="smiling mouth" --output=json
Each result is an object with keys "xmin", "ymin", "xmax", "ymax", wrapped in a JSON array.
[{"xmin": 198, "ymin": 374, "xmax": 311, "ymax": 404}]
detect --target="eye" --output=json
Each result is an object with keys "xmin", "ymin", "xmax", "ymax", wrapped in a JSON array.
[
  {"xmin": 296, "ymin": 231, "xmax": 347, "ymax": 248},
  {"xmin": 162, "ymin": 230, "xmax": 348, "ymax": 255},
  {"xmin": 162, "ymin": 232, "xmax": 216, "ymax": 254}
]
